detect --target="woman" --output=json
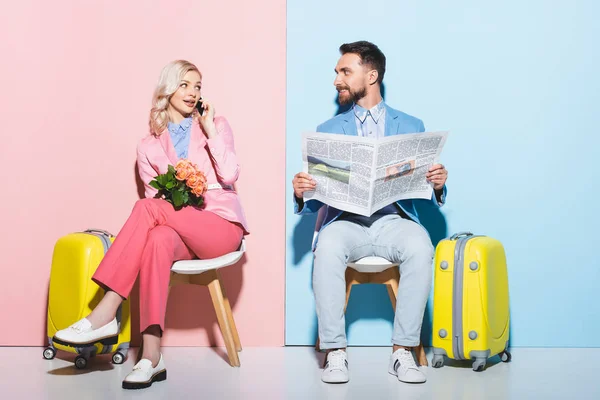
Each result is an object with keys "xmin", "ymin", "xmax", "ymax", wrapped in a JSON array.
[{"xmin": 53, "ymin": 60, "xmax": 249, "ymax": 389}]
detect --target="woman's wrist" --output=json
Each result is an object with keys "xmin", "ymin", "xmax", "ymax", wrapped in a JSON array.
[{"xmin": 201, "ymin": 120, "xmax": 218, "ymax": 139}]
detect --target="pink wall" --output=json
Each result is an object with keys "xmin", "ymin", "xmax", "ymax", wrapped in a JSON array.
[{"xmin": 0, "ymin": 1, "xmax": 285, "ymax": 346}]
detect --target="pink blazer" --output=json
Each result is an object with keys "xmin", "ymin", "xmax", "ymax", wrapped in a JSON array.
[{"xmin": 136, "ymin": 116, "xmax": 249, "ymax": 234}]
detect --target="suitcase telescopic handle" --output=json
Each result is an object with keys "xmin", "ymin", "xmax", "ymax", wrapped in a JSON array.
[
  {"xmin": 450, "ymin": 232, "xmax": 473, "ymax": 240},
  {"xmin": 84, "ymin": 229, "xmax": 115, "ymax": 237}
]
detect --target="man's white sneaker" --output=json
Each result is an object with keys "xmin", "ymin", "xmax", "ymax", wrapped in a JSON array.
[
  {"xmin": 322, "ymin": 349, "xmax": 349, "ymax": 383},
  {"xmin": 388, "ymin": 348, "xmax": 427, "ymax": 383},
  {"xmin": 53, "ymin": 318, "xmax": 118, "ymax": 347},
  {"xmin": 122, "ymin": 354, "xmax": 167, "ymax": 390}
]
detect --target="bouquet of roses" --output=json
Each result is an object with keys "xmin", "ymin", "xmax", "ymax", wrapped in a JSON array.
[{"xmin": 149, "ymin": 159, "xmax": 207, "ymax": 209}]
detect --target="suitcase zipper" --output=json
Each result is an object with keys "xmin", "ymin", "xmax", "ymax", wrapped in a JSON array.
[{"xmin": 452, "ymin": 234, "xmax": 480, "ymax": 360}]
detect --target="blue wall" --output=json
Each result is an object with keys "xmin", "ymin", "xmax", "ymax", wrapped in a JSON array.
[{"xmin": 286, "ymin": 0, "xmax": 600, "ymax": 347}]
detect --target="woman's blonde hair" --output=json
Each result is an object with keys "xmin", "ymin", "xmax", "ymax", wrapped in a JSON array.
[{"xmin": 149, "ymin": 60, "xmax": 201, "ymax": 136}]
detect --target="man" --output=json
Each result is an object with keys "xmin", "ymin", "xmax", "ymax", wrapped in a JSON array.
[{"xmin": 292, "ymin": 41, "xmax": 448, "ymax": 384}]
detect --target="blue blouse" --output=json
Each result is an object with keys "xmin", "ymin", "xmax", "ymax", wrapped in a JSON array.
[{"xmin": 167, "ymin": 117, "xmax": 193, "ymax": 159}]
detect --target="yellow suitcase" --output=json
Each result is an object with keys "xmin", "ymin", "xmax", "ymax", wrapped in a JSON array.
[
  {"xmin": 431, "ymin": 232, "xmax": 511, "ymax": 371},
  {"xmin": 43, "ymin": 229, "xmax": 131, "ymax": 369}
]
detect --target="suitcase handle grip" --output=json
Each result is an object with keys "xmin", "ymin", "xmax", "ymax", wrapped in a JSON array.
[
  {"xmin": 84, "ymin": 229, "xmax": 115, "ymax": 238},
  {"xmin": 450, "ymin": 232, "xmax": 473, "ymax": 240}
]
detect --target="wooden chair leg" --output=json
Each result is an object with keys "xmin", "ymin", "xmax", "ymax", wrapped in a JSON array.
[
  {"xmin": 216, "ymin": 270, "xmax": 242, "ymax": 352},
  {"xmin": 385, "ymin": 280, "xmax": 398, "ymax": 310},
  {"xmin": 206, "ymin": 270, "xmax": 240, "ymax": 367}
]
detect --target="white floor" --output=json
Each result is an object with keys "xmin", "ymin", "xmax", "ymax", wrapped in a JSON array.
[{"xmin": 2, "ymin": 347, "xmax": 599, "ymax": 399}]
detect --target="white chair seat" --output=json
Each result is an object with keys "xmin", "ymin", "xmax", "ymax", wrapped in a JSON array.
[
  {"xmin": 171, "ymin": 239, "xmax": 246, "ymax": 275},
  {"xmin": 347, "ymin": 256, "xmax": 398, "ymax": 274}
]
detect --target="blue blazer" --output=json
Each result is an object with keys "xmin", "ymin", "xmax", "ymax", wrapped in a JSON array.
[{"xmin": 294, "ymin": 104, "xmax": 447, "ymax": 249}]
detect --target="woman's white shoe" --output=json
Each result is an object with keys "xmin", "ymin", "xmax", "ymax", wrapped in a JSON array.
[
  {"xmin": 53, "ymin": 318, "xmax": 119, "ymax": 347},
  {"xmin": 122, "ymin": 354, "xmax": 167, "ymax": 390}
]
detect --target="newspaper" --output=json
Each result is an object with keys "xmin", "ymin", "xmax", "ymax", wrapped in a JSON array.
[{"xmin": 301, "ymin": 130, "xmax": 448, "ymax": 216}]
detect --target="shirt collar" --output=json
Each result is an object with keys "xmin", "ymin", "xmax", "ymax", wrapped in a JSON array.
[
  {"xmin": 167, "ymin": 117, "xmax": 193, "ymax": 135},
  {"xmin": 353, "ymin": 100, "xmax": 385, "ymax": 124}
]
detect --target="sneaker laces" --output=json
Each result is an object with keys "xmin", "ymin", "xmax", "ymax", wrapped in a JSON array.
[
  {"xmin": 396, "ymin": 349, "xmax": 419, "ymax": 372},
  {"xmin": 326, "ymin": 350, "xmax": 347, "ymax": 371}
]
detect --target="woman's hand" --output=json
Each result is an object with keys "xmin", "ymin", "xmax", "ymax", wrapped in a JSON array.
[{"xmin": 195, "ymin": 100, "xmax": 218, "ymax": 139}]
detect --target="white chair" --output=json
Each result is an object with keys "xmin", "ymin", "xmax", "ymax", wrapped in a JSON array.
[
  {"xmin": 312, "ymin": 209, "xmax": 428, "ymax": 366},
  {"xmin": 169, "ymin": 239, "xmax": 246, "ymax": 367}
]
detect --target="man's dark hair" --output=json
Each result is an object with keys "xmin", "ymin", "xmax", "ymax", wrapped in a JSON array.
[{"xmin": 339, "ymin": 41, "xmax": 386, "ymax": 84}]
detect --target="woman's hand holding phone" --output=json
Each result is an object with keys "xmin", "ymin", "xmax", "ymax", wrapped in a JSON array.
[{"xmin": 194, "ymin": 98, "xmax": 217, "ymax": 139}]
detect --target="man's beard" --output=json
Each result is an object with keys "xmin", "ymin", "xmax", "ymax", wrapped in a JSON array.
[{"xmin": 337, "ymin": 85, "xmax": 367, "ymax": 105}]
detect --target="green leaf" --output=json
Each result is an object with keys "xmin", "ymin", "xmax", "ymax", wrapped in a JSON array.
[
  {"xmin": 149, "ymin": 180, "xmax": 161, "ymax": 190},
  {"xmin": 182, "ymin": 191, "xmax": 189, "ymax": 204},
  {"xmin": 168, "ymin": 164, "xmax": 176, "ymax": 175},
  {"xmin": 165, "ymin": 180, "xmax": 175, "ymax": 189},
  {"xmin": 172, "ymin": 190, "xmax": 184, "ymax": 207},
  {"xmin": 156, "ymin": 174, "xmax": 168, "ymax": 187}
]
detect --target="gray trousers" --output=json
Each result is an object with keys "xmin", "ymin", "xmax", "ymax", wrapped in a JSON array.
[{"xmin": 313, "ymin": 214, "xmax": 434, "ymax": 349}]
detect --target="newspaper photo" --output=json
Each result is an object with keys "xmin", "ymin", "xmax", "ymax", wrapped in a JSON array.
[{"xmin": 301, "ymin": 130, "xmax": 448, "ymax": 216}]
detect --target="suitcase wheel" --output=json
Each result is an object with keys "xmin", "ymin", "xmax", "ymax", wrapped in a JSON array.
[
  {"xmin": 74, "ymin": 355, "xmax": 88, "ymax": 369},
  {"xmin": 43, "ymin": 347, "xmax": 56, "ymax": 360},
  {"xmin": 432, "ymin": 355, "xmax": 444, "ymax": 368},
  {"xmin": 500, "ymin": 351, "xmax": 512, "ymax": 363},
  {"xmin": 112, "ymin": 352, "xmax": 126, "ymax": 365},
  {"xmin": 472, "ymin": 358, "xmax": 486, "ymax": 372}
]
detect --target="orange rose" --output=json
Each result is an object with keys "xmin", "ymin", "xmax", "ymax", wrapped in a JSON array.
[
  {"xmin": 187, "ymin": 172, "xmax": 207, "ymax": 196},
  {"xmin": 176, "ymin": 159, "xmax": 186, "ymax": 168},
  {"xmin": 175, "ymin": 162, "xmax": 194, "ymax": 181},
  {"xmin": 192, "ymin": 181, "xmax": 206, "ymax": 196},
  {"xmin": 175, "ymin": 159, "xmax": 192, "ymax": 170},
  {"xmin": 186, "ymin": 174, "xmax": 201, "ymax": 189}
]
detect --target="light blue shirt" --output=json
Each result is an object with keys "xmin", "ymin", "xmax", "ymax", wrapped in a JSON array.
[
  {"xmin": 341, "ymin": 101, "xmax": 400, "ymax": 224},
  {"xmin": 167, "ymin": 117, "xmax": 193, "ymax": 160},
  {"xmin": 354, "ymin": 101, "xmax": 386, "ymax": 138}
]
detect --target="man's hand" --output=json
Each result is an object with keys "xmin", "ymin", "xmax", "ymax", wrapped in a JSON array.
[
  {"xmin": 292, "ymin": 172, "xmax": 316, "ymax": 199},
  {"xmin": 426, "ymin": 164, "xmax": 448, "ymax": 190}
]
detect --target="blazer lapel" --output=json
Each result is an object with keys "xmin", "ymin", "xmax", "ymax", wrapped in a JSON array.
[
  {"xmin": 340, "ymin": 109, "xmax": 358, "ymax": 136},
  {"xmin": 385, "ymin": 105, "xmax": 399, "ymax": 136},
  {"xmin": 158, "ymin": 129, "xmax": 179, "ymax": 165},
  {"xmin": 187, "ymin": 122, "xmax": 208, "ymax": 165}
]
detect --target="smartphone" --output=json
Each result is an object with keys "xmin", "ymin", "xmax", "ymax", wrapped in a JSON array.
[{"xmin": 195, "ymin": 98, "xmax": 204, "ymax": 116}]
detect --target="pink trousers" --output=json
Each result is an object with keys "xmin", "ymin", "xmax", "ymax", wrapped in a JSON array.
[{"xmin": 92, "ymin": 198, "xmax": 244, "ymax": 332}]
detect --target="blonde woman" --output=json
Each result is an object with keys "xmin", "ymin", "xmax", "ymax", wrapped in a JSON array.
[{"xmin": 53, "ymin": 60, "xmax": 249, "ymax": 389}]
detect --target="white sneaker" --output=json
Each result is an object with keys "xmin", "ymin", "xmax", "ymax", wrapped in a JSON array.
[
  {"xmin": 122, "ymin": 354, "xmax": 167, "ymax": 390},
  {"xmin": 389, "ymin": 348, "xmax": 427, "ymax": 383},
  {"xmin": 53, "ymin": 318, "xmax": 118, "ymax": 347},
  {"xmin": 322, "ymin": 350, "xmax": 349, "ymax": 384}
]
